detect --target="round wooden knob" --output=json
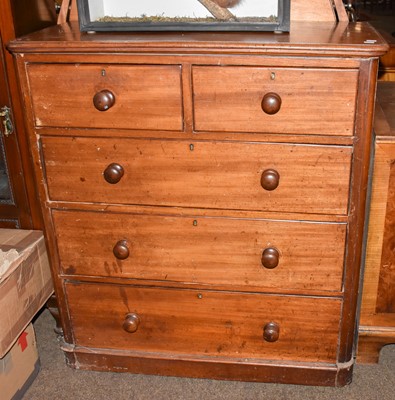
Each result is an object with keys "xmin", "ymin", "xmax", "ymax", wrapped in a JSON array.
[
  {"xmin": 103, "ymin": 163, "xmax": 124, "ymax": 184},
  {"xmin": 93, "ymin": 89, "xmax": 115, "ymax": 111},
  {"xmin": 263, "ymin": 322, "xmax": 280, "ymax": 342},
  {"xmin": 123, "ymin": 313, "xmax": 140, "ymax": 333},
  {"xmin": 113, "ymin": 240, "xmax": 130, "ymax": 260},
  {"xmin": 261, "ymin": 247, "xmax": 280, "ymax": 269},
  {"xmin": 261, "ymin": 92, "xmax": 282, "ymax": 115},
  {"xmin": 261, "ymin": 169, "xmax": 280, "ymax": 191}
]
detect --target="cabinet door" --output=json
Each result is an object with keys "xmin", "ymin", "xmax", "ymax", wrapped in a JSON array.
[
  {"xmin": 0, "ymin": 0, "xmax": 56, "ymax": 229},
  {"xmin": 0, "ymin": 34, "xmax": 31, "ymax": 228}
]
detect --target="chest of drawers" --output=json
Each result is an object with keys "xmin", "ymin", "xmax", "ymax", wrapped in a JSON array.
[{"xmin": 9, "ymin": 21, "xmax": 388, "ymax": 386}]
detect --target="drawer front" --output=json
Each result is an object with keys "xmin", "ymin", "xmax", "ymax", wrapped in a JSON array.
[
  {"xmin": 27, "ymin": 64, "xmax": 183, "ymax": 131},
  {"xmin": 42, "ymin": 137, "xmax": 352, "ymax": 215},
  {"xmin": 66, "ymin": 283, "xmax": 341, "ymax": 363},
  {"xmin": 193, "ymin": 66, "xmax": 358, "ymax": 135},
  {"xmin": 54, "ymin": 210, "xmax": 346, "ymax": 292}
]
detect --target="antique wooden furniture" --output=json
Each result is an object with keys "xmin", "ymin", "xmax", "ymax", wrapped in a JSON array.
[
  {"xmin": 9, "ymin": 20, "xmax": 387, "ymax": 386},
  {"xmin": 358, "ymin": 82, "xmax": 395, "ymax": 363},
  {"xmin": 378, "ymin": 31, "xmax": 395, "ymax": 82},
  {"xmin": 0, "ymin": 0, "xmax": 56, "ymax": 228}
]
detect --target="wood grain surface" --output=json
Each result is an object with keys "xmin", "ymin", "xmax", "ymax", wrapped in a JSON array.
[
  {"xmin": 193, "ymin": 66, "xmax": 358, "ymax": 135},
  {"xmin": 66, "ymin": 282, "xmax": 342, "ymax": 363},
  {"xmin": 53, "ymin": 209, "xmax": 346, "ymax": 292},
  {"xmin": 41, "ymin": 137, "xmax": 352, "ymax": 215},
  {"xmin": 27, "ymin": 64, "xmax": 183, "ymax": 131}
]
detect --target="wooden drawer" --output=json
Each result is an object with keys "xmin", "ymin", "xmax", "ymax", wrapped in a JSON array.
[
  {"xmin": 42, "ymin": 137, "xmax": 352, "ymax": 215},
  {"xmin": 66, "ymin": 283, "xmax": 341, "ymax": 363},
  {"xmin": 193, "ymin": 66, "xmax": 358, "ymax": 136},
  {"xmin": 26, "ymin": 64, "xmax": 183, "ymax": 131},
  {"xmin": 54, "ymin": 209, "xmax": 346, "ymax": 292}
]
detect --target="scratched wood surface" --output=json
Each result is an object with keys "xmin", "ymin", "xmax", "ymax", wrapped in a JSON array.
[
  {"xmin": 27, "ymin": 63, "xmax": 183, "ymax": 131},
  {"xmin": 41, "ymin": 137, "xmax": 352, "ymax": 215},
  {"xmin": 192, "ymin": 66, "xmax": 358, "ymax": 136},
  {"xmin": 66, "ymin": 282, "xmax": 342, "ymax": 363},
  {"xmin": 53, "ymin": 209, "xmax": 346, "ymax": 292}
]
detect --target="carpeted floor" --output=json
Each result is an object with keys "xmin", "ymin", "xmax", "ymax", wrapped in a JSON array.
[{"xmin": 22, "ymin": 308, "xmax": 394, "ymax": 400}]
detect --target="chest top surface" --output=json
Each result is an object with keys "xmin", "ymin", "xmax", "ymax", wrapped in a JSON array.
[{"xmin": 8, "ymin": 21, "xmax": 388, "ymax": 57}]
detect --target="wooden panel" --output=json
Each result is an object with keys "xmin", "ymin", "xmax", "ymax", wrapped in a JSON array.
[
  {"xmin": 42, "ymin": 137, "xmax": 352, "ymax": 215},
  {"xmin": 0, "ymin": 219, "xmax": 19, "ymax": 228},
  {"xmin": 27, "ymin": 64, "xmax": 183, "ymax": 131},
  {"xmin": 360, "ymin": 143, "xmax": 395, "ymax": 316},
  {"xmin": 291, "ymin": 0, "xmax": 335, "ymax": 22},
  {"xmin": 376, "ymin": 155, "xmax": 395, "ymax": 313},
  {"xmin": 193, "ymin": 66, "xmax": 358, "ymax": 136},
  {"xmin": 11, "ymin": 0, "xmax": 56, "ymax": 37},
  {"xmin": 53, "ymin": 209, "xmax": 346, "ymax": 292},
  {"xmin": 65, "ymin": 349, "xmax": 345, "ymax": 385},
  {"xmin": 66, "ymin": 282, "xmax": 342, "ymax": 363},
  {"xmin": 374, "ymin": 82, "xmax": 395, "ymax": 137},
  {"xmin": 8, "ymin": 22, "xmax": 388, "ymax": 58}
]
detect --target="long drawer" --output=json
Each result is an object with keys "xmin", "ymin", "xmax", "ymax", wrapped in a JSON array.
[
  {"xmin": 66, "ymin": 282, "xmax": 342, "ymax": 363},
  {"xmin": 192, "ymin": 66, "xmax": 358, "ymax": 135},
  {"xmin": 54, "ymin": 209, "xmax": 346, "ymax": 292},
  {"xmin": 27, "ymin": 64, "xmax": 183, "ymax": 131},
  {"xmin": 42, "ymin": 137, "xmax": 352, "ymax": 215}
]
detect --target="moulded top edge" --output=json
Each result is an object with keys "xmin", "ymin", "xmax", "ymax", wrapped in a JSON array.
[{"xmin": 7, "ymin": 21, "xmax": 389, "ymax": 58}]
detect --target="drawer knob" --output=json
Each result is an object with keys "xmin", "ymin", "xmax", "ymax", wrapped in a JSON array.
[
  {"xmin": 113, "ymin": 240, "xmax": 130, "ymax": 260},
  {"xmin": 93, "ymin": 89, "xmax": 115, "ymax": 111},
  {"xmin": 263, "ymin": 322, "xmax": 280, "ymax": 342},
  {"xmin": 123, "ymin": 313, "xmax": 140, "ymax": 333},
  {"xmin": 103, "ymin": 163, "xmax": 124, "ymax": 184},
  {"xmin": 261, "ymin": 92, "xmax": 282, "ymax": 115},
  {"xmin": 261, "ymin": 247, "xmax": 280, "ymax": 269},
  {"xmin": 261, "ymin": 169, "xmax": 280, "ymax": 191}
]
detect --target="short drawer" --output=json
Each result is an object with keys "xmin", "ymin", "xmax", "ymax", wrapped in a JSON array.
[
  {"xmin": 27, "ymin": 64, "xmax": 183, "ymax": 131},
  {"xmin": 193, "ymin": 66, "xmax": 358, "ymax": 135},
  {"xmin": 54, "ymin": 210, "xmax": 346, "ymax": 292},
  {"xmin": 42, "ymin": 137, "xmax": 352, "ymax": 215},
  {"xmin": 66, "ymin": 283, "xmax": 341, "ymax": 363}
]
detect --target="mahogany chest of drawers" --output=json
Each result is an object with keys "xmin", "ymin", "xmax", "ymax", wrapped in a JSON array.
[{"xmin": 9, "ymin": 21, "xmax": 388, "ymax": 386}]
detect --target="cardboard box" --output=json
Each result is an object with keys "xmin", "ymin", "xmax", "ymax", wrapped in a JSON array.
[
  {"xmin": 0, "ymin": 229, "xmax": 53, "ymax": 357},
  {"xmin": 0, "ymin": 324, "xmax": 40, "ymax": 400}
]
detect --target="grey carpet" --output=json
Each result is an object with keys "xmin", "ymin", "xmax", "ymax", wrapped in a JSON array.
[{"xmin": 22, "ymin": 308, "xmax": 395, "ymax": 400}]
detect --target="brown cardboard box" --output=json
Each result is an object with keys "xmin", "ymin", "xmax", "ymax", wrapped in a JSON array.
[
  {"xmin": 0, "ymin": 324, "xmax": 40, "ymax": 400},
  {"xmin": 0, "ymin": 230, "xmax": 53, "ymax": 357}
]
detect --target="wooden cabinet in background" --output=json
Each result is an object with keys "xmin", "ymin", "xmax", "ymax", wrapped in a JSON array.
[
  {"xmin": 0, "ymin": 0, "xmax": 56, "ymax": 228},
  {"xmin": 358, "ymin": 82, "xmax": 395, "ymax": 362}
]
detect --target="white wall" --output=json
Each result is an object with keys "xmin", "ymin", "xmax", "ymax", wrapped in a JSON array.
[{"xmin": 88, "ymin": 0, "xmax": 278, "ymax": 20}]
